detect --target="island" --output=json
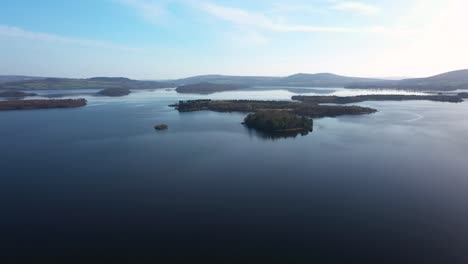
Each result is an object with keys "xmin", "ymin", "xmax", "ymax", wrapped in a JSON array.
[
  {"xmin": 0, "ymin": 91, "xmax": 37, "ymax": 98},
  {"xmin": 176, "ymin": 83, "xmax": 246, "ymax": 94},
  {"xmin": 169, "ymin": 92, "xmax": 468, "ymax": 137},
  {"xmin": 170, "ymin": 99, "xmax": 376, "ymax": 136},
  {"xmin": 0, "ymin": 99, "xmax": 87, "ymax": 110},
  {"xmin": 291, "ymin": 94, "xmax": 464, "ymax": 104},
  {"xmin": 154, "ymin": 124, "xmax": 168, "ymax": 130},
  {"xmin": 243, "ymin": 110, "xmax": 313, "ymax": 135},
  {"xmin": 97, "ymin": 87, "xmax": 131, "ymax": 97},
  {"xmin": 170, "ymin": 99, "xmax": 376, "ymax": 118}
]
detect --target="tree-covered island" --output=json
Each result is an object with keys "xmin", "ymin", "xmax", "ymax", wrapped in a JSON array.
[
  {"xmin": 170, "ymin": 99, "xmax": 376, "ymax": 136},
  {"xmin": 169, "ymin": 93, "xmax": 466, "ymax": 136}
]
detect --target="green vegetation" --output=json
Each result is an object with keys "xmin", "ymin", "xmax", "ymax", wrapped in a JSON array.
[{"xmin": 243, "ymin": 110, "xmax": 312, "ymax": 134}]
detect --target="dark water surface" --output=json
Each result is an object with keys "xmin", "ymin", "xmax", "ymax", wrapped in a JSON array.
[{"xmin": 1, "ymin": 88, "xmax": 468, "ymax": 263}]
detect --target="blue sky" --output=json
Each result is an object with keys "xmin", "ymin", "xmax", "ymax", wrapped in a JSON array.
[{"xmin": 1, "ymin": 0, "xmax": 467, "ymax": 79}]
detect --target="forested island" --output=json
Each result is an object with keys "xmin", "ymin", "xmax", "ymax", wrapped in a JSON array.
[
  {"xmin": 243, "ymin": 110, "xmax": 313, "ymax": 135},
  {"xmin": 169, "ymin": 92, "xmax": 468, "ymax": 136},
  {"xmin": 170, "ymin": 99, "xmax": 376, "ymax": 118},
  {"xmin": 170, "ymin": 99, "xmax": 376, "ymax": 135},
  {"xmin": 0, "ymin": 99, "xmax": 87, "ymax": 110},
  {"xmin": 97, "ymin": 87, "xmax": 131, "ymax": 97}
]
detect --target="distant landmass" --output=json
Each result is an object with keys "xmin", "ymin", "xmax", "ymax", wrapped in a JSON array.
[
  {"xmin": 172, "ymin": 73, "xmax": 381, "ymax": 88},
  {"xmin": 0, "ymin": 77, "xmax": 174, "ymax": 90},
  {"xmin": 176, "ymin": 83, "xmax": 246, "ymax": 94},
  {"xmin": 292, "ymin": 94, "xmax": 464, "ymax": 104},
  {"xmin": 0, "ymin": 91, "xmax": 37, "ymax": 98},
  {"xmin": 172, "ymin": 70, "xmax": 468, "ymax": 91},
  {"xmin": 346, "ymin": 69, "xmax": 468, "ymax": 91},
  {"xmin": 0, "ymin": 99, "xmax": 87, "ymax": 110},
  {"xmin": 0, "ymin": 75, "xmax": 44, "ymax": 84},
  {"xmin": 2, "ymin": 69, "xmax": 468, "ymax": 91}
]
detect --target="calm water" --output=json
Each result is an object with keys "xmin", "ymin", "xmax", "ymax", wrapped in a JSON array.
[{"xmin": 1, "ymin": 88, "xmax": 468, "ymax": 263}]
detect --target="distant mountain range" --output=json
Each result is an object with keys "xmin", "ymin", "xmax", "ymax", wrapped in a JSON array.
[
  {"xmin": 1, "ymin": 69, "xmax": 468, "ymax": 91},
  {"xmin": 346, "ymin": 69, "xmax": 468, "ymax": 91},
  {"xmin": 172, "ymin": 73, "xmax": 382, "ymax": 87}
]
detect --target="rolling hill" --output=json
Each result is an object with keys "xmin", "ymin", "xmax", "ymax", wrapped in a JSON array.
[
  {"xmin": 0, "ymin": 77, "xmax": 175, "ymax": 90},
  {"xmin": 2, "ymin": 69, "xmax": 468, "ymax": 91},
  {"xmin": 346, "ymin": 69, "xmax": 468, "ymax": 91},
  {"xmin": 173, "ymin": 73, "xmax": 383, "ymax": 87},
  {"xmin": 0, "ymin": 75, "xmax": 44, "ymax": 83}
]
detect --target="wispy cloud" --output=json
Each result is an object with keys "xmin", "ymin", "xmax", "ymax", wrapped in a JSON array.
[
  {"xmin": 117, "ymin": 0, "xmax": 385, "ymax": 33},
  {"xmin": 330, "ymin": 1, "xmax": 381, "ymax": 15},
  {"xmin": 268, "ymin": 1, "xmax": 379, "ymax": 16},
  {"xmin": 0, "ymin": 25, "xmax": 138, "ymax": 51},
  {"xmin": 200, "ymin": 3, "xmax": 383, "ymax": 33},
  {"xmin": 331, "ymin": 1, "xmax": 380, "ymax": 15},
  {"xmin": 118, "ymin": 0, "xmax": 170, "ymax": 24}
]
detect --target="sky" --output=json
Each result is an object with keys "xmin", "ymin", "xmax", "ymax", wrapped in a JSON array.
[{"xmin": 1, "ymin": 0, "xmax": 467, "ymax": 79}]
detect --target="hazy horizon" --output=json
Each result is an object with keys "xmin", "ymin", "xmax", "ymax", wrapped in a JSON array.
[
  {"xmin": 0, "ymin": 71, "xmax": 418, "ymax": 81},
  {"xmin": 1, "ymin": 0, "xmax": 468, "ymax": 79}
]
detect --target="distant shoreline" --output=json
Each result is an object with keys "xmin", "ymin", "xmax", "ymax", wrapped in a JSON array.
[{"xmin": 0, "ymin": 99, "xmax": 87, "ymax": 111}]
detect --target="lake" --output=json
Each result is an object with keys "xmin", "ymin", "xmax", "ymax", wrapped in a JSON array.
[{"xmin": 1, "ymin": 87, "xmax": 468, "ymax": 263}]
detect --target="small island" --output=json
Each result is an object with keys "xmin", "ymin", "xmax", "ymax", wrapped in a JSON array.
[
  {"xmin": 176, "ymin": 83, "xmax": 246, "ymax": 94},
  {"xmin": 0, "ymin": 99, "xmax": 87, "ymax": 110},
  {"xmin": 154, "ymin": 124, "xmax": 168, "ymax": 130},
  {"xmin": 0, "ymin": 91, "xmax": 37, "ymax": 98},
  {"xmin": 243, "ymin": 110, "xmax": 313, "ymax": 135},
  {"xmin": 96, "ymin": 87, "xmax": 131, "ymax": 97}
]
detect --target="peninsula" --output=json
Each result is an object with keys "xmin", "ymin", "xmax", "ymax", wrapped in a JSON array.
[
  {"xmin": 292, "ymin": 94, "xmax": 464, "ymax": 104},
  {"xmin": 0, "ymin": 99, "xmax": 87, "ymax": 110}
]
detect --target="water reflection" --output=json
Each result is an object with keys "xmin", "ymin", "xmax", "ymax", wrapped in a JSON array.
[{"xmin": 245, "ymin": 125, "xmax": 313, "ymax": 140}]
